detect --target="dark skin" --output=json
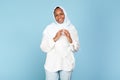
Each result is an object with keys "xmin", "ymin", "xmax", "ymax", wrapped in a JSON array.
[{"xmin": 53, "ymin": 7, "xmax": 73, "ymax": 43}]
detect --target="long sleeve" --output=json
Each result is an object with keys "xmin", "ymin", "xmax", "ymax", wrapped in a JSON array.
[
  {"xmin": 40, "ymin": 30, "xmax": 55, "ymax": 53},
  {"xmin": 68, "ymin": 26, "xmax": 80, "ymax": 52},
  {"xmin": 69, "ymin": 40, "xmax": 79, "ymax": 52}
]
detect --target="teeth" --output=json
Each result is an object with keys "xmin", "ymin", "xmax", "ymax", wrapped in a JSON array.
[{"xmin": 59, "ymin": 19, "xmax": 62, "ymax": 21}]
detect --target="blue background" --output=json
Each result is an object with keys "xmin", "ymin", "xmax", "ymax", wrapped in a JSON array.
[{"xmin": 0, "ymin": 0, "xmax": 120, "ymax": 80}]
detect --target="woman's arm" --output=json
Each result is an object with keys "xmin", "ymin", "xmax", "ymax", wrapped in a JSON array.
[
  {"xmin": 40, "ymin": 31, "xmax": 55, "ymax": 53},
  {"xmin": 68, "ymin": 26, "xmax": 80, "ymax": 52}
]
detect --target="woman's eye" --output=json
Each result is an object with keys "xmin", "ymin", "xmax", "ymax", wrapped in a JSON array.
[
  {"xmin": 55, "ymin": 15, "xmax": 58, "ymax": 17},
  {"xmin": 60, "ymin": 13, "xmax": 64, "ymax": 15}
]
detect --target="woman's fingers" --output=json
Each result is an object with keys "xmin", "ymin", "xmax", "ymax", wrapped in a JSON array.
[{"xmin": 64, "ymin": 30, "xmax": 70, "ymax": 37}]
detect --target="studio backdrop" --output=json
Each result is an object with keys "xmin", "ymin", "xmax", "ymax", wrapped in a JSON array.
[{"xmin": 0, "ymin": 0, "xmax": 120, "ymax": 80}]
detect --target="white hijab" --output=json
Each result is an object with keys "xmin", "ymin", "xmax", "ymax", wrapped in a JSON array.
[
  {"xmin": 44, "ymin": 6, "xmax": 73, "ymax": 38},
  {"xmin": 53, "ymin": 6, "xmax": 71, "ymax": 28}
]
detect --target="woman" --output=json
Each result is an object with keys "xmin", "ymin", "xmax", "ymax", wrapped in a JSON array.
[{"xmin": 40, "ymin": 6, "xmax": 80, "ymax": 80}]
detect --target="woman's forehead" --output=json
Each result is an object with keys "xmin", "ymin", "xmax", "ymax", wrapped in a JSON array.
[{"xmin": 54, "ymin": 7, "xmax": 64, "ymax": 13}]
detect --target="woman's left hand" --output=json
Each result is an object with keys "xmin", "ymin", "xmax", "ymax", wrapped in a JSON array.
[{"xmin": 63, "ymin": 29, "xmax": 73, "ymax": 43}]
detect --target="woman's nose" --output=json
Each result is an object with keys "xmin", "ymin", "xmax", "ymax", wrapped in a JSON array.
[{"xmin": 58, "ymin": 15, "xmax": 61, "ymax": 19}]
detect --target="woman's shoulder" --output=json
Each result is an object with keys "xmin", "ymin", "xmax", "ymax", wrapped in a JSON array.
[
  {"xmin": 67, "ymin": 24, "xmax": 79, "ymax": 33},
  {"xmin": 46, "ymin": 23, "xmax": 56, "ymax": 29},
  {"xmin": 68, "ymin": 24, "xmax": 76, "ymax": 29},
  {"xmin": 43, "ymin": 23, "xmax": 56, "ymax": 33}
]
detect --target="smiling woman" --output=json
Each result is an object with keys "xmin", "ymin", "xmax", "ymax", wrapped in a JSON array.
[
  {"xmin": 40, "ymin": 6, "xmax": 80, "ymax": 80},
  {"xmin": 54, "ymin": 7, "xmax": 65, "ymax": 24}
]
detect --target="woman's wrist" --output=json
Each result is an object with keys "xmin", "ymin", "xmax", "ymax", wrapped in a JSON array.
[
  {"xmin": 53, "ymin": 37, "xmax": 58, "ymax": 42},
  {"xmin": 53, "ymin": 37, "xmax": 56, "ymax": 42},
  {"xmin": 68, "ymin": 36, "xmax": 72, "ymax": 43}
]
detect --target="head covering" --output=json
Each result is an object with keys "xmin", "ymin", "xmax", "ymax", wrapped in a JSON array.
[{"xmin": 53, "ymin": 6, "xmax": 71, "ymax": 28}]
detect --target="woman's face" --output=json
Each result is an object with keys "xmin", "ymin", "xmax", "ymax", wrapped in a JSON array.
[{"xmin": 54, "ymin": 8, "xmax": 65, "ymax": 24}]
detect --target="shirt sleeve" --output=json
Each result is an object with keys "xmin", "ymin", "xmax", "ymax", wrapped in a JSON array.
[
  {"xmin": 40, "ymin": 30, "xmax": 55, "ymax": 53},
  {"xmin": 68, "ymin": 26, "xmax": 80, "ymax": 52},
  {"xmin": 69, "ymin": 40, "xmax": 80, "ymax": 52}
]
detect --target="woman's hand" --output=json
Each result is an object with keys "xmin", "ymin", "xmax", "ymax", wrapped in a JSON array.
[
  {"xmin": 53, "ymin": 29, "xmax": 73, "ymax": 43},
  {"xmin": 53, "ymin": 29, "xmax": 63, "ymax": 42},
  {"xmin": 63, "ymin": 29, "xmax": 73, "ymax": 43}
]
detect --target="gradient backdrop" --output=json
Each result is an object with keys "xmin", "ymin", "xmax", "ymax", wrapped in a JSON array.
[{"xmin": 0, "ymin": 0, "xmax": 120, "ymax": 80}]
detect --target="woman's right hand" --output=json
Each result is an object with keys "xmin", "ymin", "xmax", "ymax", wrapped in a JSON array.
[{"xmin": 53, "ymin": 29, "xmax": 63, "ymax": 42}]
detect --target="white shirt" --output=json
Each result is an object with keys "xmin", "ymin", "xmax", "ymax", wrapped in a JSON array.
[{"xmin": 40, "ymin": 23, "xmax": 79, "ymax": 72}]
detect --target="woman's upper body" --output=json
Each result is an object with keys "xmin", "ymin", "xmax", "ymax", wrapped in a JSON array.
[{"xmin": 40, "ymin": 6, "xmax": 80, "ymax": 72}]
